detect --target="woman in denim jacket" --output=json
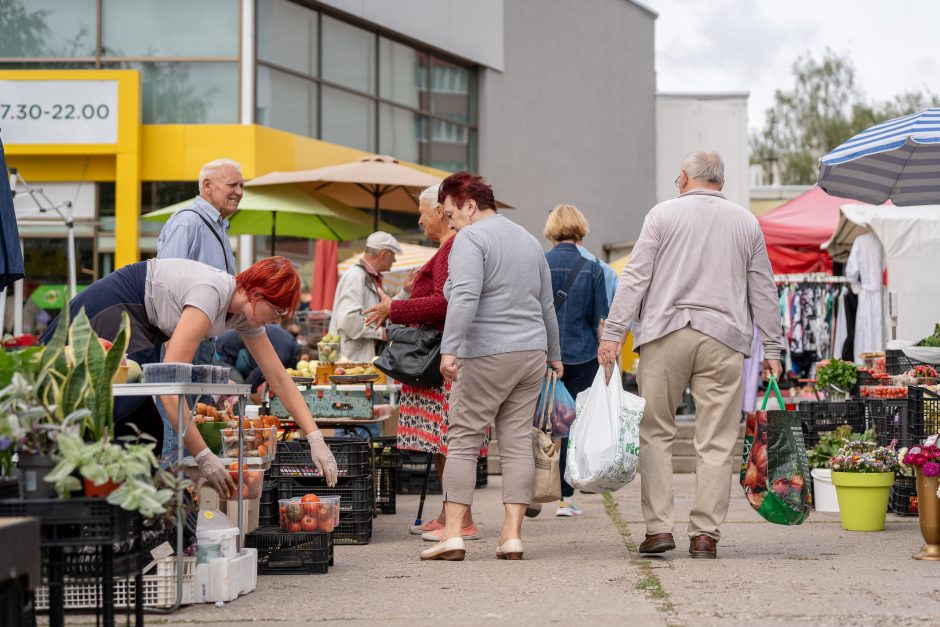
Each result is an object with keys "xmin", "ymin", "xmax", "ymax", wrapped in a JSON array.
[{"xmin": 541, "ymin": 204, "xmax": 609, "ymax": 517}]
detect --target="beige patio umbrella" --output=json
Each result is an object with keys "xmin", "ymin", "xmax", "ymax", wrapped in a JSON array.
[{"xmin": 246, "ymin": 155, "xmax": 443, "ymax": 231}]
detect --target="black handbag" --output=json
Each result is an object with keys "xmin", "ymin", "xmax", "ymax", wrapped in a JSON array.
[{"xmin": 373, "ymin": 323, "xmax": 444, "ymax": 388}]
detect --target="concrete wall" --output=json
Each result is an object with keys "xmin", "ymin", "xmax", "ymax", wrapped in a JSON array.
[
  {"xmin": 656, "ymin": 93, "xmax": 749, "ymax": 209},
  {"xmin": 477, "ymin": 0, "xmax": 657, "ymax": 256},
  {"xmin": 317, "ymin": 0, "xmax": 505, "ymax": 70}
]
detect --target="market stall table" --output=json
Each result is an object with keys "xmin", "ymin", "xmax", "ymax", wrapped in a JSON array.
[{"xmin": 112, "ymin": 382, "xmax": 251, "ymax": 613}]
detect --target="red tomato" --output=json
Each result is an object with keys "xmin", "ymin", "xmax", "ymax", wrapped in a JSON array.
[
  {"xmin": 303, "ymin": 502, "xmax": 320, "ymax": 516},
  {"xmin": 98, "ymin": 338, "xmax": 113, "ymax": 351},
  {"xmin": 318, "ymin": 504, "xmax": 332, "ymax": 524},
  {"xmin": 285, "ymin": 503, "xmax": 304, "ymax": 522},
  {"xmin": 301, "ymin": 494, "xmax": 320, "ymax": 503},
  {"xmin": 300, "ymin": 515, "xmax": 318, "ymax": 532},
  {"xmin": 319, "ymin": 517, "xmax": 335, "ymax": 533},
  {"xmin": 287, "ymin": 521, "xmax": 302, "ymax": 533}
]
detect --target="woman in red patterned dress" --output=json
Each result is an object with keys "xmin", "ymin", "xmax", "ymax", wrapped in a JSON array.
[{"xmin": 364, "ymin": 185, "xmax": 484, "ymax": 540}]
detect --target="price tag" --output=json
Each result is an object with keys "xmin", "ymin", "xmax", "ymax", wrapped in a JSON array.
[
  {"xmin": 926, "ymin": 434, "xmax": 938, "ymax": 447},
  {"xmin": 150, "ymin": 542, "xmax": 174, "ymax": 560}
]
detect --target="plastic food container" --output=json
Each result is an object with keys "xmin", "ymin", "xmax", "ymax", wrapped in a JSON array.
[
  {"xmin": 213, "ymin": 365, "xmax": 231, "ymax": 384},
  {"xmin": 191, "ymin": 364, "xmax": 213, "ymax": 383},
  {"xmin": 196, "ymin": 526, "xmax": 239, "ymax": 558},
  {"xmin": 279, "ymin": 498, "xmax": 308, "ymax": 531},
  {"xmin": 317, "ymin": 341, "xmax": 339, "ymax": 364},
  {"xmin": 319, "ymin": 495, "xmax": 341, "ymax": 528},
  {"xmin": 228, "ymin": 466, "xmax": 264, "ymax": 499},
  {"xmin": 221, "ymin": 426, "xmax": 277, "ymax": 461},
  {"xmin": 142, "ymin": 362, "xmax": 193, "ymax": 383}
]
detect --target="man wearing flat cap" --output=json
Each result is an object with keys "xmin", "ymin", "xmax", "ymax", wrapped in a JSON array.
[{"xmin": 328, "ymin": 231, "xmax": 402, "ymax": 362}]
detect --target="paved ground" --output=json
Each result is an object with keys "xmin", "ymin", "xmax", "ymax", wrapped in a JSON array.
[{"xmin": 107, "ymin": 472, "xmax": 938, "ymax": 626}]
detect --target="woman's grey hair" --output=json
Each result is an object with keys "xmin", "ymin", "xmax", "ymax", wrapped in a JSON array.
[
  {"xmin": 419, "ymin": 184, "xmax": 441, "ymax": 209},
  {"xmin": 199, "ymin": 158, "xmax": 242, "ymax": 185},
  {"xmin": 680, "ymin": 150, "xmax": 724, "ymax": 186}
]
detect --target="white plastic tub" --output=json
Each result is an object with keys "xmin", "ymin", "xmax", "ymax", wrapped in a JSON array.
[{"xmin": 811, "ymin": 468, "xmax": 839, "ymax": 513}]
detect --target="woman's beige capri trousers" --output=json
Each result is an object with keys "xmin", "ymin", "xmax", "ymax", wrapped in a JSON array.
[{"xmin": 443, "ymin": 349, "xmax": 547, "ymax": 505}]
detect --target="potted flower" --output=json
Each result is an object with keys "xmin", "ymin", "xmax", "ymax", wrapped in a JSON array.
[
  {"xmin": 899, "ymin": 444, "xmax": 940, "ymax": 560},
  {"xmin": 814, "ymin": 359, "xmax": 858, "ymax": 400},
  {"xmin": 829, "ymin": 440, "xmax": 900, "ymax": 531},
  {"xmin": 0, "ymin": 305, "xmax": 130, "ymax": 498},
  {"xmin": 806, "ymin": 426, "xmax": 875, "ymax": 513}
]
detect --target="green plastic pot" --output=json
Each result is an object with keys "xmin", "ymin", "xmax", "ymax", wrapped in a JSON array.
[
  {"xmin": 831, "ymin": 471, "xmax": 894, "ymax": 531},
  {"xmin": 195, "ymin": 421, "xmax": 226, "ymax": 455}
]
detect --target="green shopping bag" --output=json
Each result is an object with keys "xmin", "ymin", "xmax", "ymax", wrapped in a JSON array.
[{"xmin": 740, "ymin": 376, "xmax": 812, "ymax": 525}]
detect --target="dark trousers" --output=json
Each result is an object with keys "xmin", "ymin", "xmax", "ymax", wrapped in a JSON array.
[{"xmin": 559, "ymin": 358, "xmax": 599, "ymax": 498}]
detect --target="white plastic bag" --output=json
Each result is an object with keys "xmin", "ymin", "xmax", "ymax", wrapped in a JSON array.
[{"xmin": 564, "ymin": 366, "xmax": 643, "ymax": 493}]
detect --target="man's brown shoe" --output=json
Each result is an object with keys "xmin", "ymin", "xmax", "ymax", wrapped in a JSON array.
[
  {"xmin": 638, "ymin": 533, "xmax": 676, "ymax": 554},
  {"xmin": 689, "ymin": 534, "xmax": 717, "ymax": 559}
]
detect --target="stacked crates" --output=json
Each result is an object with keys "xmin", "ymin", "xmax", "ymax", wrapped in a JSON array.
[{"xmin": 272, "ymin": 438, "xmax": 374, "ymax": 545}]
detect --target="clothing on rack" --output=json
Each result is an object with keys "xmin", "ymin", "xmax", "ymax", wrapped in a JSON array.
[
  {"xmin": 845, "ymin": 233, "xmax": 885, "ymax": 358},
  {"xmin": 774, "ymin": 276, "xmax": 848, "ymax": 378}
]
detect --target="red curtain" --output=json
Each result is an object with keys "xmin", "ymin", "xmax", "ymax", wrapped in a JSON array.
[{"xmin": 310, "ymin": 240, "xmax": 338, "ymax": 310}]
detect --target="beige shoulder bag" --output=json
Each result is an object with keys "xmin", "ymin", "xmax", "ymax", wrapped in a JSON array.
[{"xmin": 531, "ymin": 368, "xmax": 562, "ymax": 503}]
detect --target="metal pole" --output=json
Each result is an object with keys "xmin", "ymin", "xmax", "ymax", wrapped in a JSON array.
[
  {"xmin": 65, "ymin": 201, "xmax": 77, "ymax": 299},
  {"xmin": 236, "ymin": 393, "xmax": 245, "ymax": 549},
  {"xmin": 373, "ymin": 191, "xmax": 380, "ymax": 232},
  {"xmin": 176, "ymin": 394, "xmax": 185, "ymax": 611}
]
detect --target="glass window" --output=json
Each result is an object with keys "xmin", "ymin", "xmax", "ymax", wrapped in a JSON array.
[
  {"xmin": 102, "ymin": 0, "xmax": 238, "ymax": 57},
  {"xmin": 0, "ymin": 0, "xmax": 96, "ymax": 57},
  {"xmin": 321, "ymin": 15, "xmax": 375, "ymax": 95},
  {"xmin": 430, "ymin": 56, "xmax": 475, "ymax": 124},
  {"xmin": 104, "ymin": 62, "xmax": 238, "ymax": 123},
  {"xmin": 322, "ymin": 86, "xmax": 375, "ymax": 152},
  {"xmin": 379, "ymin": 38, "xmax": 426, "ymax": 109},
  {"xmin": 429, "ymin": 119, "xmax": 471, "ymax": 172},
  {"xmin": 257, "ymin": 0, "xmax": 317, "ymax": 76},
  {"xmin": 140, "ymin": 181, "xmax": 197, "ymax": 214},
  {"xmin": 380, "ymin": 104, "xmax": 426, "ymax": 164},
  {"xmin": 256, "ymin": 65, "xmax": 316, "ymax": 138}
]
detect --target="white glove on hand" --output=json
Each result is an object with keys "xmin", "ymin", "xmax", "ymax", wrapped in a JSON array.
[
  {"xmin": 194, "ymin": 448, "xmax": 235, "ymax": 498},
  {"xmin": 306, "ymin": 431, "xmax": 338, "ymax": 487}
]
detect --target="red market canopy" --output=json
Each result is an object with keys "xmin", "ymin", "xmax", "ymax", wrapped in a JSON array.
[{"xmin": 757, "ymin": 186, "xmax": 855, "ymax": 274}]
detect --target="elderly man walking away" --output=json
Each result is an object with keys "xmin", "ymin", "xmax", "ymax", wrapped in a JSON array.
[
  {"xmin": 329, "ymin": 231, "xmax": 402, "ymax": 362},
  {"xmin": 156, "ymin": 158, "xmax": 244, "ymax": 459},
  {"xmin": 598, "ymin": 150, "xmax": 783, "ymax": 560}
]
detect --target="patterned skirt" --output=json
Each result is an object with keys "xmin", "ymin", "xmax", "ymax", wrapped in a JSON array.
[{"xmin": 397, "ymin": 380, "xmax": 488, "ymax": 456}]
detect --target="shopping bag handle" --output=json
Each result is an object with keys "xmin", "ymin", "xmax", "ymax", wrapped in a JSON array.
[
  {"xmin": 537, "ymin": 368, "xmax": 557, "ymax": 432},
  {"xmin": 761, "ymin": 375, "xmax": 786, "ymax": 411}
]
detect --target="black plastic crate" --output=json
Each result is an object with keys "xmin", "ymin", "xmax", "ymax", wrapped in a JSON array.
[
  {"xmin": 865, "ymin": 398, "xmax": 910, "ymax": 447},
  {"xmin": 0, "ymin": 499, "xmax": 140, "ymax": 548},
  {"xmin": 0, "ymin": 479, "xmax": 19, "ymax": 499},
  {"xmin": 0, "ymin": 577, "xmax": 36, "ymax": 627},
  {"xmin": 372, "ymin": 436, "xmax": 401, "ymax": 469},
  {"xmin": 798, "ymin": 400, "xmax": 866, "ymax": 448},
  {"xmin": 246, "ymin": 527, "xmax": 332, "ymax": 575},
  {"xmin": 277, "ymin": 475, "xmax": 374, "ymax": 513},
  {"xmin": 908, "ymin": 386, "xmax": 940, "ymax": 445},
  {"xmin": 374, "ymin": 467, "xmax": 396, "ymax": 514},
  {"xmin": 272, "ymin": 438, "xmax": 371, "ymax": 479},
  {"xmin": 332, "ymin": 509, "xmax": 373, "ymax": 545},
  {"xmin": 258, "ymin": 480, "xmax": 278, "ymax": 527},
  {"xmin": 889, "ymin": 474, "xmax": 919, "ymax": 516},
  {"xmin": 886, "ymin": 349, "xmax": 929, "ymax": 375},
  {"xmin": 396, "ymin": 451, "xmax": 489, "ymax": 494}
]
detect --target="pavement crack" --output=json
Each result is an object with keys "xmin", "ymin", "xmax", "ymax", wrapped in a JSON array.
[{"xmin": 603, "ymin": 492, "xmax": 679, "ymax": 620}]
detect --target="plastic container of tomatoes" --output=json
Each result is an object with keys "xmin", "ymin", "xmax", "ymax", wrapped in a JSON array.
[
  {"xmin": 227, "ymin": 465, "xmax": 265, "ymax": 499},
  {"xmin": 278, "ymin": 494, "xmax": 339, "ymax": 533},
  {"xmin": 222, "ymin": 426, "xmax": 277, "ymax": 462}
]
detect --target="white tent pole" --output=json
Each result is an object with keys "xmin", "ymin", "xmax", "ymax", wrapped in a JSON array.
[
  {"xmin": 13, "ymin": 278, "xmax": 23, "ymax": 336},
  {"xmin": 65, "ymin": 201, "xmax": 77, "ymax": 299}
]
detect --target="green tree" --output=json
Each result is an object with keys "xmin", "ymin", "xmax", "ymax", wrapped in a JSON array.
[
  {"xmin": 0, "ymin": 1, "xmax": 50, "ymax": 57},
  {"xmin": 751, "ymin": 50, "xmax": 936, "ymax": 185}
]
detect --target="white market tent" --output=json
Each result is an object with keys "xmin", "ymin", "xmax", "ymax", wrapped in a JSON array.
[{"xmin": 822, "ymin": 204, "xmax": 940, "ymax": 344}]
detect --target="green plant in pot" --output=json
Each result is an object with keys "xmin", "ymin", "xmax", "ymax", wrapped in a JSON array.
[
  {"xmin": 807, "ymin": 426, "xmax": 876, "ymax": 513},
  {"xmin": 0, "ymin": 304, "xmax": 130, "ymax": 498},
  {"xmin": 814, "ymin": 359, "xmax": 858, "ymax": 400},
  {"xmin": 46, "ymin": 428, "xmax": 192, "ymax": 519},
  {"xmin": 828, "ymin": 440, "xmax": 900, "ymax": 531}
]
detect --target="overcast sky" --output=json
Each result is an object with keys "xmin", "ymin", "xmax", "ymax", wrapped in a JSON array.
[{"xmin": 642, "ymin": 0, "xmax": 940, "ymax": 134}]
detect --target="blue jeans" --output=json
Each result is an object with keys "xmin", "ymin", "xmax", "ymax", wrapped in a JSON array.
[{"xmin": 160, "ymin": 338, "xmax": 217, "ymax": 463}]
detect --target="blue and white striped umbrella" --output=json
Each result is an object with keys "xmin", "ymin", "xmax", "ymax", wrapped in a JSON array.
[{"xmin": 818, "ymin": 107, "xmax": 940, "ymax": 206}]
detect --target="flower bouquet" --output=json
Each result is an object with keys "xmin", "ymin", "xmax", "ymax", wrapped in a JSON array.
[{"xmin": 900, "ymin": 443, "xmax": 940, "ymax": 559}]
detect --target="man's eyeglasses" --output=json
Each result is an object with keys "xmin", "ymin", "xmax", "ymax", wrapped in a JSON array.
[{"xmin": 674, "ymin": 174, "xmax": 681, "ymax": 188}]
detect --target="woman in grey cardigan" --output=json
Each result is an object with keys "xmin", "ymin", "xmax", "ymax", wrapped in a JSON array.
[{"xmin": 420, "ymin": 172, "xmax": 562, "ymax": 562}]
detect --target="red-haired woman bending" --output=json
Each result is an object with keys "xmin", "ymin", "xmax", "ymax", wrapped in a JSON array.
[{"xmin": 41, "ymin": 256, "xmax": 338, "ymax": 495}]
